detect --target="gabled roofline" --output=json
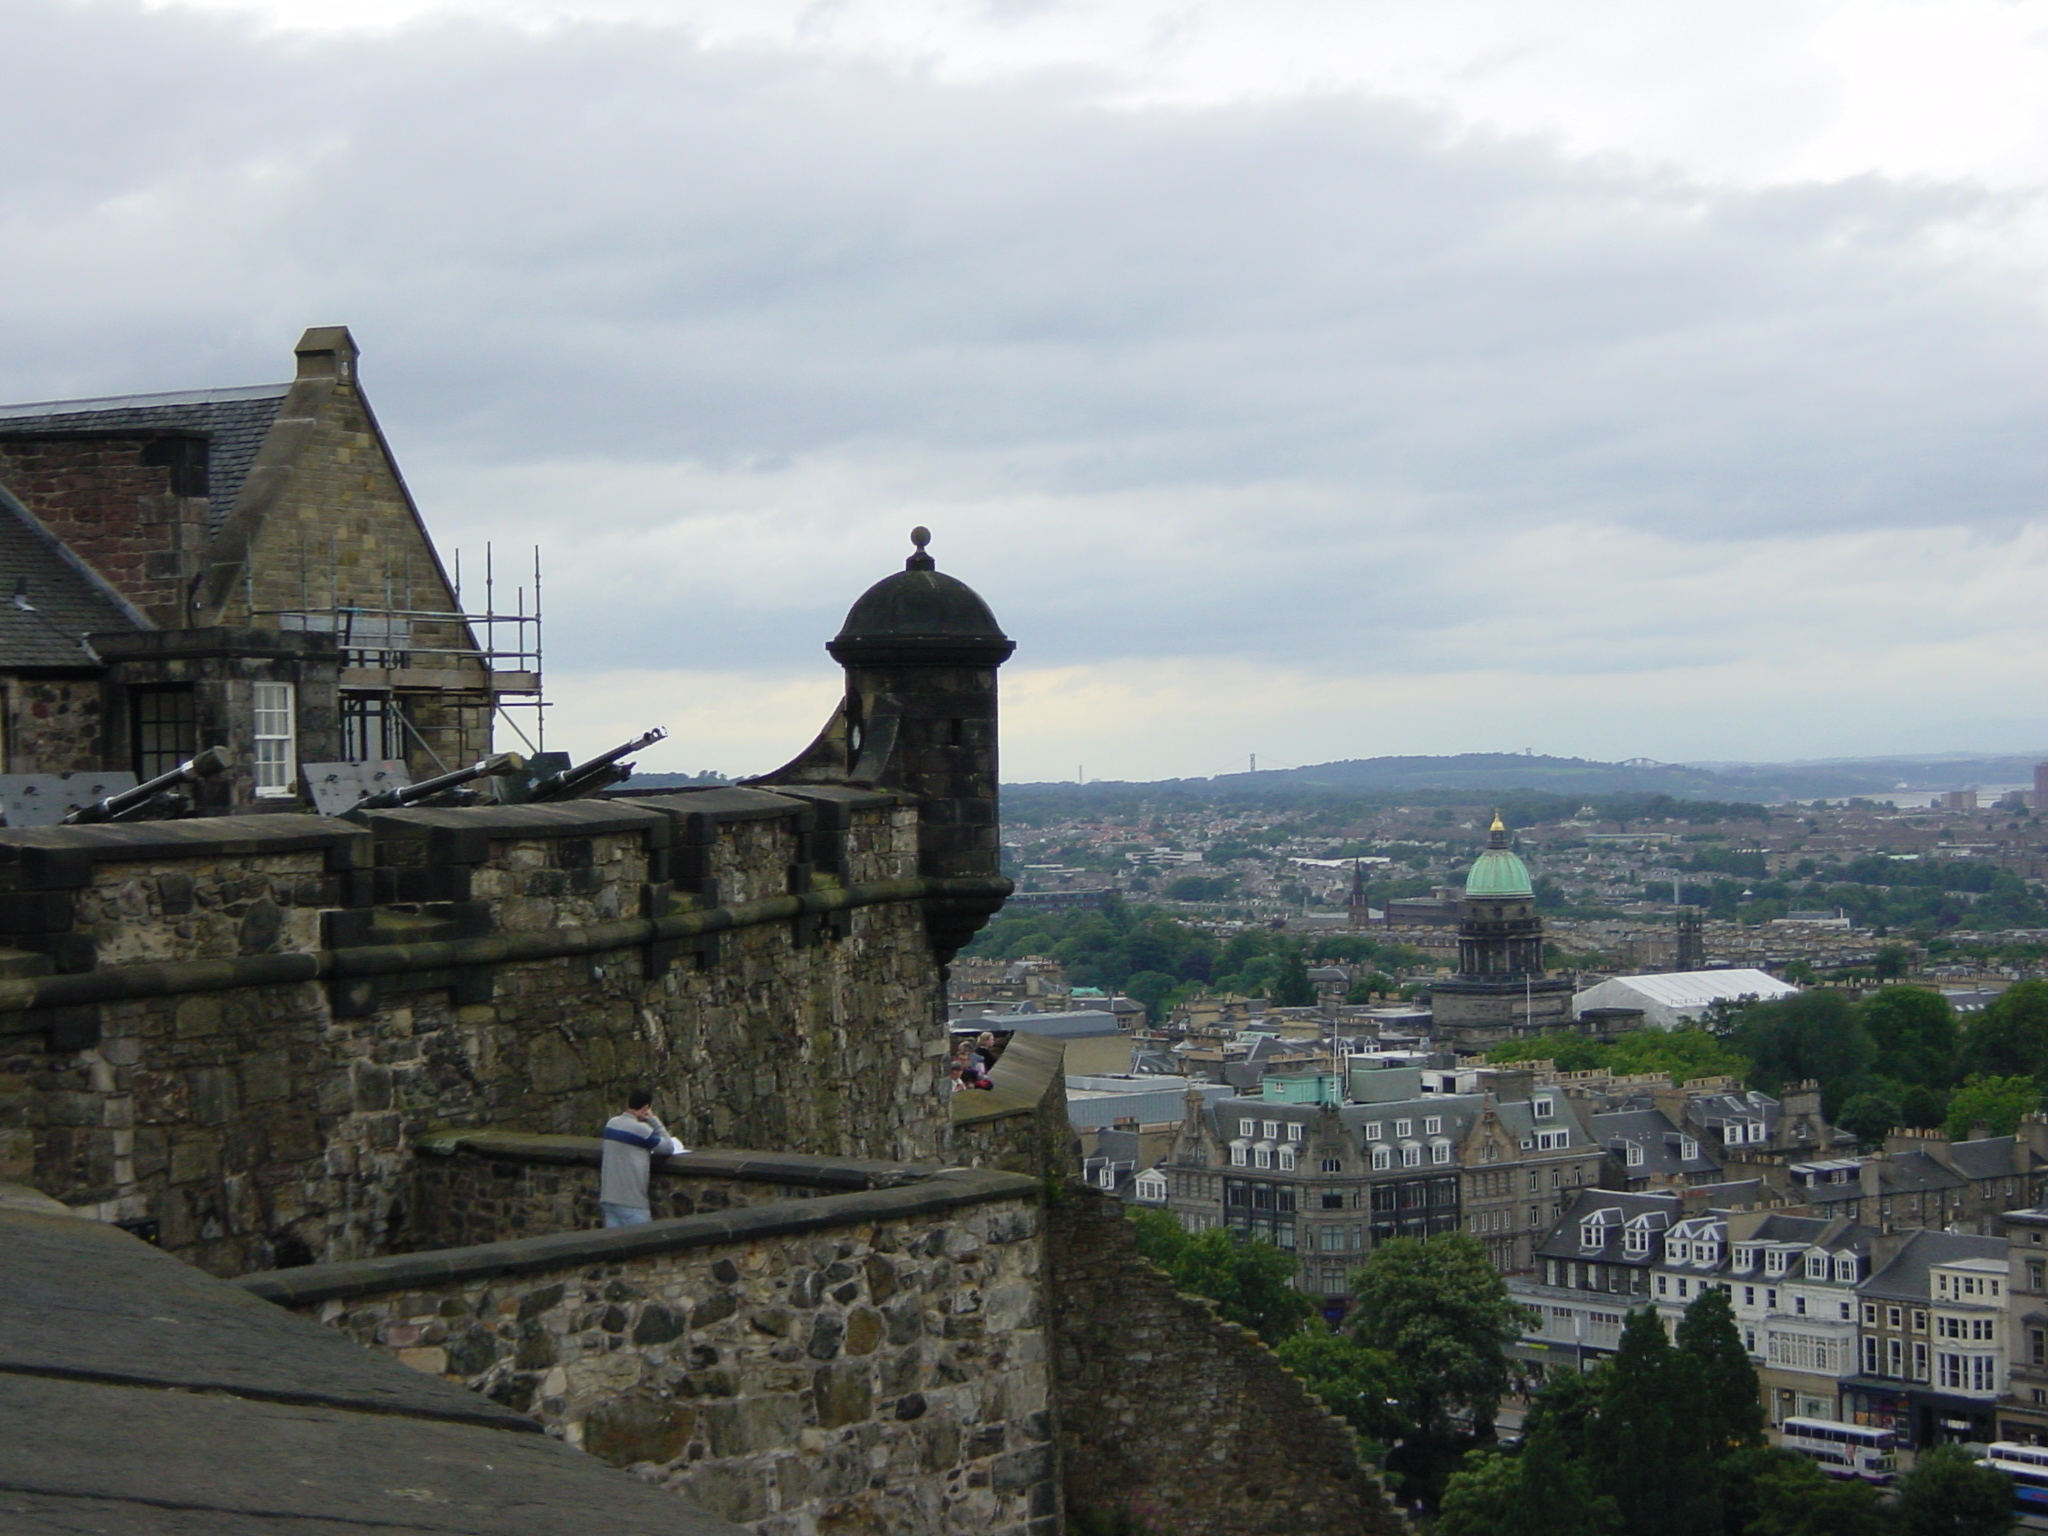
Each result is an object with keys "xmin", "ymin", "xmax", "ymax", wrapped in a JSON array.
[{"xmin": 0, "ymin": 482, "xmax": 151, "ymax": 634}]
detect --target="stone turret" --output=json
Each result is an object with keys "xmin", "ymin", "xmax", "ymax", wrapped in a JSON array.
[{"xmin": 759, "ymin": 528, "xmax": 1014, "ymax": 959}]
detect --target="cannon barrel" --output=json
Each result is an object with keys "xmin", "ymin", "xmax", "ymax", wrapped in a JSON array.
[
  {"xmin": 349, "ymin": 752, "xmax": 525, "ymax": 813},
  {"xmin": 64, "ymin": 746, "xmax": 232, "ymax": 825},
  {"xmin": 527, "ymin": 728, "xmax": 667, "ymax": 803}
]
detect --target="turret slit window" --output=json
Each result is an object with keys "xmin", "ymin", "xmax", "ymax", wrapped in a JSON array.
[{"xmin": 253, "ymin": 682, "xmax": 296, "ymax": 797}]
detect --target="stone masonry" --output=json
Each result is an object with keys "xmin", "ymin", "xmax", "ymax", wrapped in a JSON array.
[
  {"xmin": 0, "ymin": 787, "xmax": 964, "ymax": 1274},
  {"xmin": 241, "ymin": 1159, "xmax": 1057, "ymax": 1536},
  {"xmin": 1049, "ymin": 1188, "xmax": 1400, "ymax": 1536}
]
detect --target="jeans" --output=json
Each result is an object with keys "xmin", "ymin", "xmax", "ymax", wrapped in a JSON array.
[{"xmin": 601, "ymin": 1202, "xmax": 652, "ymax": 1228}]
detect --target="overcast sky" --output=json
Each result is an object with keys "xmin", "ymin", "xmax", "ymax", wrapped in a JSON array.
[{"xmin": 4, "ymin": 0, "xmax": 2046, "ymax": 781}]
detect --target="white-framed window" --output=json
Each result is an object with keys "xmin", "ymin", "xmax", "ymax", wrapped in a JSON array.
[
  {"xmin": 1286, "ymin": 1123, "xmax": 1304, "ymax": 1142},
  {"xmin": 1748, "ymin": 1121, "xmax": 1766, "ymax": 1143},
  {"xmin": 1624, "ymin": 1224, "xmax": 1651, "ymax": 1256},
  {"xmin": 1533, "ymin": 1098, "xmax": 1555, "ymax": 1119},
  {"xmin": 1365, "ymin": 1122, "xmax": 1383, "ymax": 1141},
  {"xmin": 1424, "ymin": 1116, "xmax": 1443, "ymax": 1135},
  {"xmin": 1833, "ymin": 1256, "xmax": 1857, "ymax": 1283},
  {"xmin": 1239, "ymin": 1118, "xmax": 1256, "ymax": 1138},
  {"xmin": 1263, "ymin": 1121, "xmax": 1279, "ymax": 1141},
  {"xmin": 1680, "ymin": 1136, "xmax": 1700, "ymax": 1161},
  {"xmin": 1395, "ymin": 1119, "xmax": 1413, "ymax": 1138},
  {"xmin": 253, "ymin": 681, "xmax": 296, "ymax": 797},
  {"xmin": 1401, "ymin": 1142, "xmax": 1422, "ymax": 1168},
  {"xmin": 1625, "ymin": 1142, "xmax": 1645, "ymax": 1168},
  {"xmin": 1229, "ymin": 1142, "xmax": 1248, "ymax": 1166},
  {"xmin": 1431, "ymin": 1139, "xmax": 1451, "ymax": 1165},
  {"xmin": 1805, "ymin": 1254, "xmax": 1828, "ymax": 1280},
  {"xmin": 1371, "ymin": 1145, "xmax": 1391, "ymax": 1171},
  {"xmin": 1254, "ymin": 1145, "xmax": 1272, "ymax": 1169},
  {"xmin": 1278, "ymin": 1147, "xmax": 1297, "ymax": 1171}
]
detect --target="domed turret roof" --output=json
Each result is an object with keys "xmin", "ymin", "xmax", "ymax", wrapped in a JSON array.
[
  {"xmin": 829, "ymin": 528, "xmax": 1015, "ymax": 666},
  {"xmin": 1464, "ymin": 813, "xmax": 1534, "ymax": 899}
]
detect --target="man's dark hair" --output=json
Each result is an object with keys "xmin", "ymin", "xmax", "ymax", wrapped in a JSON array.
[{"xmin": 627, "ymin": 1088, "xmax": 653, "ymax": 1110}]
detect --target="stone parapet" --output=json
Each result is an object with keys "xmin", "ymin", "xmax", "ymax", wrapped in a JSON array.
[
  {"xmin": 0, "ymin": 790, "xmax": 975, "ymax": 1273},
  {"xmin": 238, "ymin": 1163, "xmax": 1057, "ymax": 1536}
]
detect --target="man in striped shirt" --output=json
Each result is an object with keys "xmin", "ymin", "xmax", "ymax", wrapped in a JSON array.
[{"xmin": 599, "ymin": 1088, "xmax": 688, "ymax": 1226}]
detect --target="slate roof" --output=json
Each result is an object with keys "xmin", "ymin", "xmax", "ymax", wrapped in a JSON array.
[
  {"xmin": 1861, "ymin": 1227, "xmax": 2008, "ymax": 1303},
  {"xmin": 999, "ymin": 1009, "xmax": 1121, "ymax": 1038},
  {"xmin": 1538, "ymin": 1188, "xmax": 1680, "ymax": 1265},
  {"xmin": 1592, "ymin": 1106, "xmax": 1722, "ymax": 1180},
  {"xmin": 1066, "ymin": 1084, "xmax": 1227, "ymax": 1131},
  {"xmin": 0, "ymin": 383, "xmax": 287, "ymax": 533},
  {"xmin": 0, "ymin": 485, "xmax": 146, "ymax": 666}
]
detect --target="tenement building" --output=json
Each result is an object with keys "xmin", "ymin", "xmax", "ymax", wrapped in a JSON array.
[
  {"xmin": 1155, "ymin": 1069, "xmax": 1602, "ymax": 1295},
  {"xmin": 1427, "ymin": 816, "xmax": 1573, "ymax": 1051}
]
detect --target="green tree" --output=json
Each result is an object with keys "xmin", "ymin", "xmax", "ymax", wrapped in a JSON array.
[
  {"xmin": 1858, "ymin": 986, "xmax": 1958, "ymax": 1088},
  {"xmin": 1744, "ymin": 1452, "xmax": 1888, "ymax": 1536},
  {"xmin": 1435, "ymin": 1422, "xmax": 1615, "ymax": 1536},
  {"xmin": 1736, "ymin": 991, "xmax": 1875, "ymax": 1112},
  {"xmin": 1674, "ymin": 1285, "xmax": 1764, "ymax": 1454},
  {"xmin": 1520, "ymin": 1364, "xmax": 1609, "ymax": 1464},
  {"xmin": 1944, "ymin": 1073, "xmax": 2042, "ymax": 1140},
  {"xmin": 1273, "ymin": 1328, "xmax": 1410, "ymax": 1453},
  {"xmin": 1272, "ymin": 945, "xmax": 1316, "ymax": 1008},
  {"xmin": 1348, "ymin": 1232, "xmax": 1530, "ymax": 1439},
  {"xmin": 1837, "ymin": 1086, "xmax": 1904, "ymax": 1146},
  {"xmin": 1592, "ymin": 1308, "xmax": 1718, "ymax": 1536},
  {"xmin": 1874, "ymin": 943, "xmax": 1913, "ymax": 980},
  {"xmin": 1960, "ymin": 980, "xmax": 2048, "ymax": 1083},
  {"xmin": 1893, "ymin": 1443, "xmax": 2015, "ymax": 1536},
  {"xmin": 1128, "ymin": 1210, "xmax": 1314, "ymax": 1344}
]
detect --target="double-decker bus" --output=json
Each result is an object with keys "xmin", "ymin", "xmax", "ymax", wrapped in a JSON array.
[
  {"xmin": 1978, "ymin": 1442, "xmax": 2048, "ymax": 1524},
  {"xmin": 1778, "ymin": 1418, "xmax": 1899, "ymax": 1482}
]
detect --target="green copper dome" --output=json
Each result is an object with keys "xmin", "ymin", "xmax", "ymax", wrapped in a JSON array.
[{"xmin": 1464, "ymin": 815, "xmax": 1534, "ymax": 899}]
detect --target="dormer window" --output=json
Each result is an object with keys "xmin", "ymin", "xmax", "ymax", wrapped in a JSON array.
[
  {"xmin": 1239, "ymin": 1118, "xmax": 1256, "ymax": 1138},
  {"xmin": 1278, "ymin": 1148, "xmax": 1297, "ymax": 1171},
  {"xmin": 1748, "ymin": 1121, "xmax": 1767, "ymax": 1143},
  {"xmin": 1680, "ymin": 1136, "xmax": 1700, "ymax": 1161},
  {"xmin": 1365, "ymin": 1122, "xmax": 1383, "ymax": 1141},
  {"xmin": 1734, "ymin": 1245, "xmax": 1756, "ymax": 1270},
  {"xmin": 1402, "ymin": 1142, "xmax": 1423, "ymax": 1168},
  {"xmin": 1766, "ymin": 1250, "xmax": 1791, "ymax": 1276},
  {"xmin": 1255, "ymin": 1145, "xmax": 1272, "ymax": 1169},
  {"xmin": 1424, "ymin": 1116, "xmax": 1443, "ymax": 1135},
  {"xmin": 1805, "ymin": 1254, "xmax": 1828, "ymax": 1281},
  {"xmin": 1230, "ymin": 1143, "xmax": 1248, "ymax": 1167},
  {"xmin": 1431, "ymin": 1139, "xmax": 1452, "ymax": 1165},
  {"xmin": 1371, "ymin": 1145, "xmax": 1392, "ymax": 1171},
  {"xmin": 1626, "ymin": 1142, "xmax": 1645, "ymax": 1168},
  {"xmin": 1263, "ymin": 1121, "xmax": 1279, "ymax": 1141},
  {"xmin": 1722, "ymin": 1125, "xmax": 1743, "ymax": 1145},
  {"xmin": 1286, "ymin": 1123, "xmax": 1304, "ymax": 1142},
  {"xmin": 1534, "ymin": 1098, "xmax": 1555, "ymax": 1120},
  {"xmin": 1672, "ymin": 1240, "xmax": 1691, "ymax": 1262},
  {"xmin": 1833, "ymin": 1256, "xmax": 1857, "ymax": 1282},
  {"xmin": 1625, "ymin": 1225, "xmax": 1651, "ymax": 1256},
  {"xmin": 1395, "ymin": 1119, "xmax": 1414, "ymax": 1139}
]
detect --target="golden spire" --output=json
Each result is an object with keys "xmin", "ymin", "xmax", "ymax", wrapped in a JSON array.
[{"xmin": 1490, "ymin": 811, "xmax": 1506, "ymax": 833}]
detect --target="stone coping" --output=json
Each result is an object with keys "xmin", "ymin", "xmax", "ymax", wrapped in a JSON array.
[
  {"xmin": 414, "ymin": 1131, "xmax": 930, "ymax": 1192},
  {"xmin": 951, "ymin": 1030, "xmax": 1065, "ymax": 1126},
  {"xmin": 235, "ymin": 1165, "xmax": 1041, "ymax": 1307}
]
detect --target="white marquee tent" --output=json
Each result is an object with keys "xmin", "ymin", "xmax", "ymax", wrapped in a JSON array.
[{"xmin": 1572, "ymin": 968, "xmax": 1798, "ymax": 1031}]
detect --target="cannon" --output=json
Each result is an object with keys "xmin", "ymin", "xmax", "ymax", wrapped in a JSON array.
[
  {"xmin": 346, "ymin": 751, "xmax": 525, "ymax": 815},
  {"xmin": 523, "ymin": 727, "xmax": 667, "ymax": 803},
  {"xmin": 63, "ymin": 747, "xmax": 233, "ymax": 825}
]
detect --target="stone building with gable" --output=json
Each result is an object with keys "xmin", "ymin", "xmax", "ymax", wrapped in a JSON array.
[{"xmin": 0, "ymin": 327, "xmax": 501, "ymax": 812}]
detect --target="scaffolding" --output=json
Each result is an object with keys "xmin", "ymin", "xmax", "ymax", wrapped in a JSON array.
[{"xmin": 252, "ymin": 538, "xmax": 547, "ymax": 768}]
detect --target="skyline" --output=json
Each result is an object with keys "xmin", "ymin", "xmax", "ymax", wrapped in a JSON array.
[{"xmin": 4, "ymin": 1, "xmax": 2046, "ymax": 780}]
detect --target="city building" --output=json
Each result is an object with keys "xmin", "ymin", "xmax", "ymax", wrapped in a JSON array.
[
  {"xmin": 1426, "ymin": 816, "xmax": 1573, "ymax": 1049},
  {"xmin": 0, "ymin": 327, "xmax": 510, "ymax": 812}
]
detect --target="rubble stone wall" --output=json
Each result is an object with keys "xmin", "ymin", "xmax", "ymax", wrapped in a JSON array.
[
  {"xmin": 1048, "ymin": 1188, "xmax": 1398, "ymax": 1536},
  {"xmin": 239, "ymin": 1164, "xmax": 1057, "ymax": 1536},
  {"xmin": 0, "ymin": 788, "xmax": 955, "ymax": 1275}
]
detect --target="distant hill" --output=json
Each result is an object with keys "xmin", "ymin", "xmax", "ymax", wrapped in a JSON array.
[{"xmin": 1007, "ymin": 751, "xmax": 2047, "ymax": 805}]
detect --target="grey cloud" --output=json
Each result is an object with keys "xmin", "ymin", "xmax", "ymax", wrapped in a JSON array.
[{"xmin": 0, "ymin": 1, "xmax": 2042, "ymax": 687}]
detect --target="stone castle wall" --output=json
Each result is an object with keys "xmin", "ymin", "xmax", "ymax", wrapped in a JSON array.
[
  {"xmin": 1049, "ymin": 1188, "xmax": 1399, "ymax": 1536},
  {"xmin": 239, "ymin": 1157, "xmax": 1057, "ymax": 1536},
  {"xmin": 0, "ymin": 786, "xmax": 975, "ymax": 1274}
]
